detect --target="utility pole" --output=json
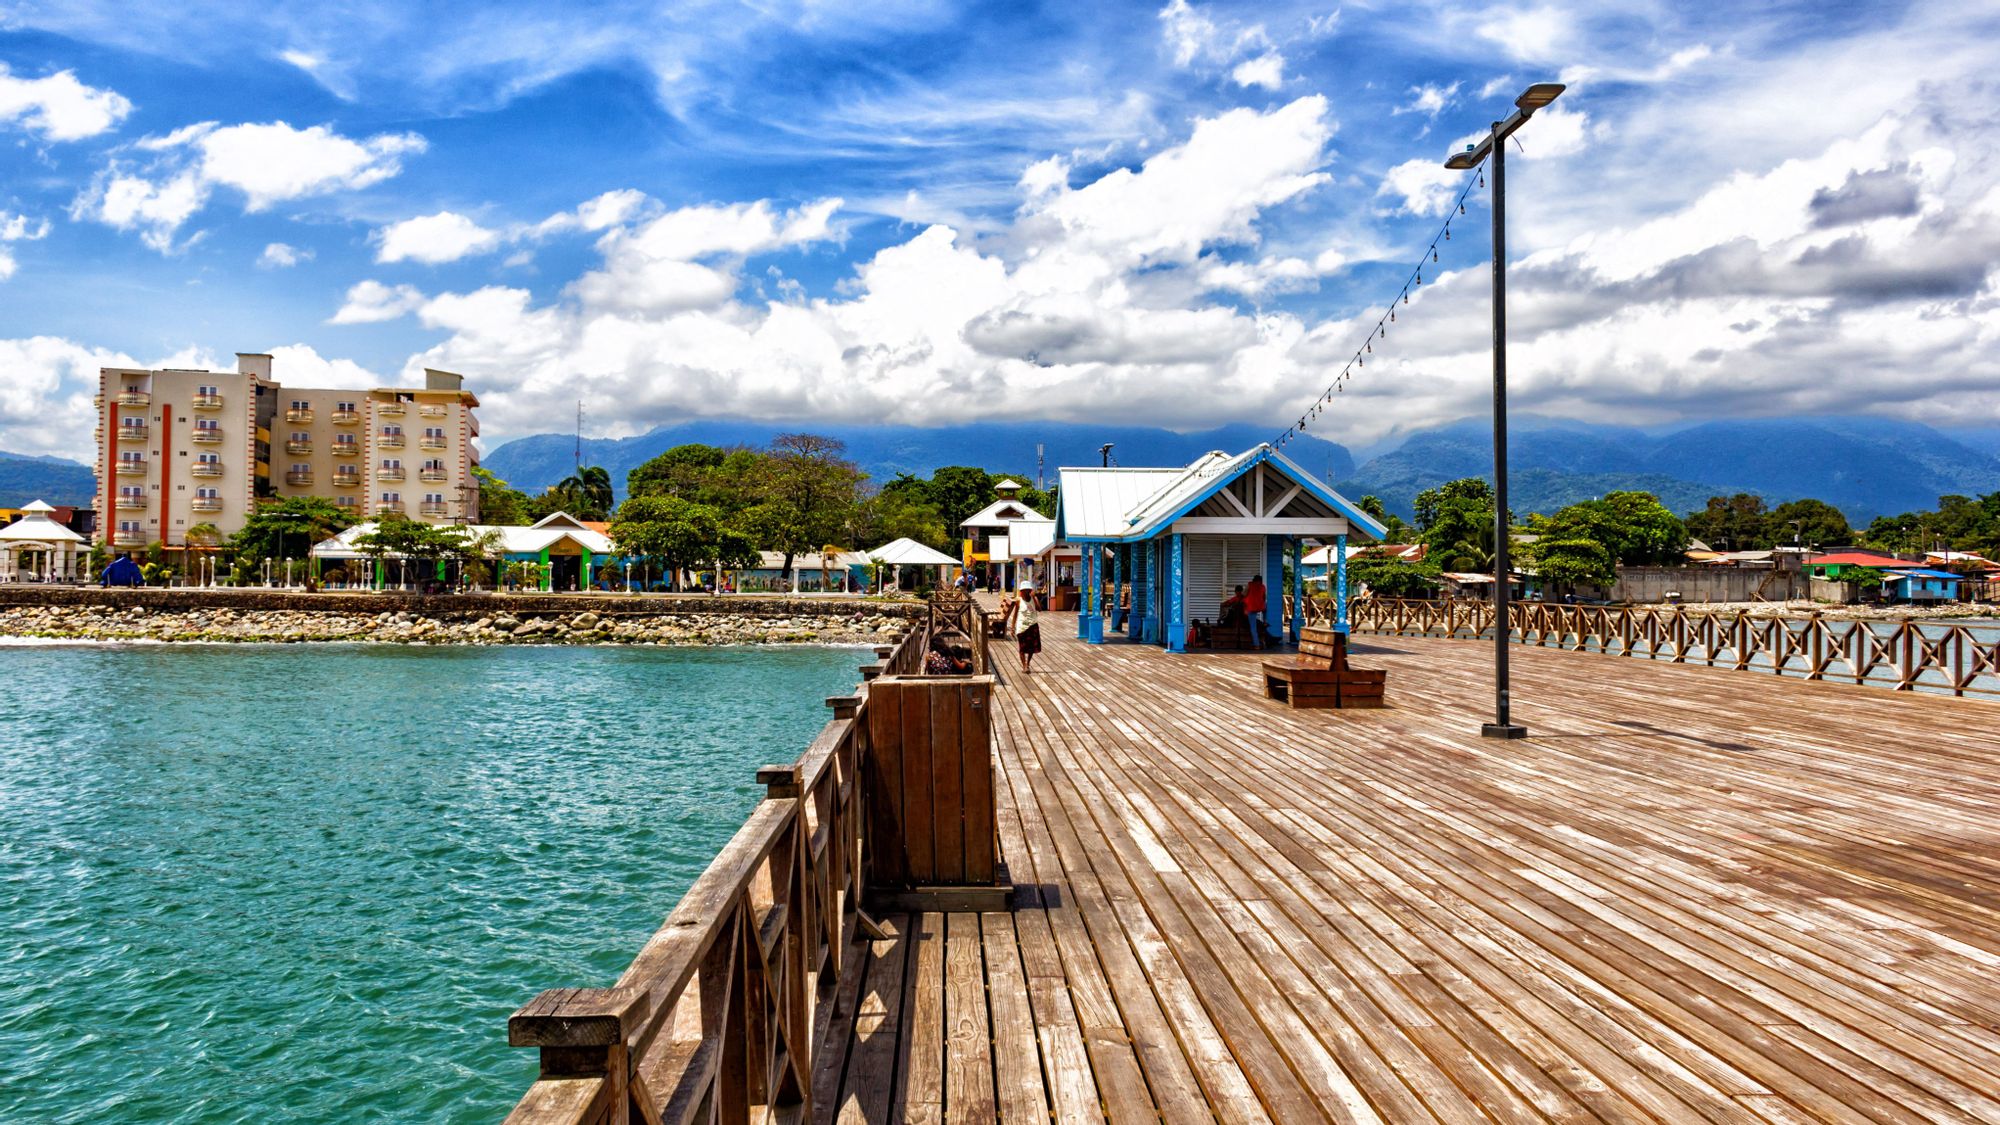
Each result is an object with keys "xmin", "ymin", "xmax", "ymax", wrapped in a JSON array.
[
  {"xmin": 575, "ymin": 400, "xmax": 584, "ymax": 477},
  {"xmin": 1099, "ymin": 443, "xmax": 1114, "ymax": 468},
  {"xmin": 1037, "ymin": 443, "xmax": 1046, "ymax": 491}
]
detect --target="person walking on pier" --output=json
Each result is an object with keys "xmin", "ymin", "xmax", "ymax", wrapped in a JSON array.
[{"xmin": 1010, "ymin": 579, "xmax": 1042, "ymax": 674}]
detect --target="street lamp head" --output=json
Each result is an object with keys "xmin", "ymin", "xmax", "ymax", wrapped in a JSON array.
[
  {"xmin": 1514, "ymin": 82, "xmax": 1566, "ymax": 111},
  {"xmin": 1444, "ymin": 147, "xmax": 1481, "ymax": 170}
]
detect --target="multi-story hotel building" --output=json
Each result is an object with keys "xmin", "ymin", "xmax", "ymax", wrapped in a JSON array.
[{"xmin": 95, "ymin": 354, "xmax": 481, "ymax": 549}]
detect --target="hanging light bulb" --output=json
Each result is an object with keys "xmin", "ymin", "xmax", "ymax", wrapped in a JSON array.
[
  {"xmin": 1365, "ymin": 341, "xmax": 1371, "ymax": 353},
  {"xmin": 1402, "ymin": 292, "xmax": 1409, "ymax": 305},
  {"xmin": 1459, "ymin": 202, "xmax": 1466, "ymax": 215},
  {"xmin": 1416, "ymin": 270, "xmax": 1422, "ymax": 285},
  {"xmin": 1432, "ymin": 246, "xmax": 1439, "ymax": 263},
  {"xmin": 1478, "ymin": 171, "xmax": 1484, "ymax": 188},
  {"xmin": 1444, "ymin": 226, "xmax": 1451, "ymax": 241},
  {"xmin": 1390, "ymin": 309, "xmax": 1396, "ymax": 322}
]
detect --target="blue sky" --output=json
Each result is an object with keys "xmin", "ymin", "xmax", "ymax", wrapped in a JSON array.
[{"xmin": 2, "ymin": 0, "xmax": 1996, "ymax": 462}]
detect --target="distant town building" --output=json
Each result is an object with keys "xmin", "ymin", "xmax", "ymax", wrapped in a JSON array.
[
  {"xmin": 959, "ymin": 478, "xmax": 1054, "ymax": 590},
  {"xmin": 0, "ymin": 502, "xmax": 94, "ymax": 541},
  {"xmin": 95, "ymin": 354, "xmax": 480, "ymax": 549},
  {"xmin": 0, "ymin": 500, "xmax": 86, "ymax": 581}
]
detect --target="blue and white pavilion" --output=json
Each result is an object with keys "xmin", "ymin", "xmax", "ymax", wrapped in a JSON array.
[{"xmin": 1053, "ymin": 444, "xmax": 1387, "ymax": 652}]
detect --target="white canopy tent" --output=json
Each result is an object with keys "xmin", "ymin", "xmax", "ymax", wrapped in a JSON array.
[
  {"xmin": 0, "ymin": 501, "xmax": 85, "ymax": 582},
  {"xmin": 865, "ymin": 537, "xmax": 961, "ymax": 590}
]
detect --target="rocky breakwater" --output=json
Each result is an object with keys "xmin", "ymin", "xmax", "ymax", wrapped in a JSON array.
[{"xmin": 0, "ymin": 603, "xmax": 914, "ymax": 646}]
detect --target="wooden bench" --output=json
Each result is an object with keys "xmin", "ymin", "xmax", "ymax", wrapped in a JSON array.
[
  {"xmin": 1189, "ymin": 613, "xmax": 1268, "ymax": 650},
  {"xmin": 1262, "ymin": 626, "xmax": 1387, "ymax": 708}
]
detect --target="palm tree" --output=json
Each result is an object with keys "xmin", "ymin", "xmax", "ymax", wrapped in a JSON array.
[
  {"xmin": 555, "ymin": 466, "xmax": 615, "ymax": 517},
  {"xmin": 185, "ymin": 522, "xmax": 222, "ymax": 586},
  {"xmin": 819, "ymin": 541, "xmax": 845, "ymax": 593}
]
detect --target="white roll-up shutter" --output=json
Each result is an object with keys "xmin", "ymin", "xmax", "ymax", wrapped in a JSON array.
[{"xmin": 1184, "ymin": 537, "xmax": 1226, "ymax": 622}]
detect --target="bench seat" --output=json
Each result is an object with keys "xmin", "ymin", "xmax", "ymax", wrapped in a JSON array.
[{"xmin": 1260, "ymin": 627, "xmax": 1387, "ymax": 709}]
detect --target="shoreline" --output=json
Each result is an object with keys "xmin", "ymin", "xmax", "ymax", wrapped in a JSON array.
[{"xmin": 0, "ymin": 598, "xmax": 920, "ymax": 647}]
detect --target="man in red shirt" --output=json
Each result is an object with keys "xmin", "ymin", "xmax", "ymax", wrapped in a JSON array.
[{"xmin": 1243, "ymin": 574, "xmax": 1268, "ymax": 649}]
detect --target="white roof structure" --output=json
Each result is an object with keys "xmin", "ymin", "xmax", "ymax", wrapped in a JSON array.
[
  {"xmin": 1057, "ymin": 444, "xmax": 1386, "ymax": 542},
  {"xmin": 745, "ymin": 550, "xmax": 870, "ymax": 571},
  {"xmin": 960, "ymin": 498, "xmax": 1053, "ymax": 530},
  {"xmin": 993, "ymin": 478, "xmax": 1026, "ymax": 491},
  {"xmin": 865, "ymin": 537, "xmax": 961, "ymax": 567},
  {"xmin": 0, "ymin": 500, "xmax": 85, "ymax": 544},
  {"xmin": 311, "ymin": 511, "xmax": 615, "ymax": 559}
]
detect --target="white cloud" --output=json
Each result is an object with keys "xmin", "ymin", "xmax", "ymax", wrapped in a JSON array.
[
  {"xmin": 73, "ymin": 120, "xmax": 427, "ymax": 251},
  {"xmin": 0, "ymin": 64, "xmax": 132, "ymax": 141},
  {"xmin": 258, "ymin": 242, "xmax": 312, "ymax": 268},
  {"xmin": 330, "ymin": 280, "xmax": 427, "ymax": 324},
  {"xmin": 1475, "ymin": 7, "xmax": 1573, "ymax": 62},
  {"xmin": 1232, "ymin": 53, "xmax": 1286, "ymax": 91},
  {"xmin": 532, "ymin": 189, "xmax": 655, "ymax": 237},
  {"xmin": 376, "ymin": 211, "xmax": 503, "ymax": 264},
  {"xmin": 264, "ymin": 343, "xmax": 383, "ymax": 388},
  {"xmin": 0, "ymin": 211, "xmax": 51, "ymax": 281},
  {"xmin": 1378, "ymin": 158, "xmax": 1463, "ymax": 216},
  {"xmin": 1398, "ymin": 82, "xmax": 1460, "ymax": 118}
]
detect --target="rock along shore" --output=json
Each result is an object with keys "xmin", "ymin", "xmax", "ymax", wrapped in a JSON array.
[{"xmin": 0, "ymin": 588, "xmax": 922, "ymax": 646}]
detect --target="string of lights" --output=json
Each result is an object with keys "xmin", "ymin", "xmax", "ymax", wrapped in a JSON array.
[{"xmin": 1273, "ymin": 164, "xmax": 1486, "ymax": 450}]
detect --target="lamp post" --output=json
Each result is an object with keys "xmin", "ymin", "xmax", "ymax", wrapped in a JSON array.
[{"xmin": 1445, "ymin": 80, "xmax": 1565, "ymax": 741}]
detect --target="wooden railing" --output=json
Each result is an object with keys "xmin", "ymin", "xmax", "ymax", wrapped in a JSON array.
[
  {"xmin": 504, "ymin": 627, "xmax": 922, "ymax": 1124},
  {"xmin": 1338, "ymin": 597, "xmax": 2000, "ymax": 700}
]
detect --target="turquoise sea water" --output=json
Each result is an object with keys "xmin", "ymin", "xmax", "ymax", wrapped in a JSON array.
[{"xmin": 0, "ymin": 642, "xmax": 867, "ymax": 1123}]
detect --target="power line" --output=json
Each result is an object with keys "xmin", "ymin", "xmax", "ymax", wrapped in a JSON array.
[{"xmin": 1274, "ymin": 165, "xmax": 1486, "ymax": 450}]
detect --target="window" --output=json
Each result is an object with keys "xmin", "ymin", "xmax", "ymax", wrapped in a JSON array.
[
  {"xmin": 119, "ymin": 451, "xmax": 143, "ymax": 463},
  {"xmin": 333, "ymin": 434, "xmax": 357, "ymax": 445},
  {"xmin": 424, "ymin": 493, "xmax": 445, "ymax": 504},
  {"xmin": 424, "ymin": 427, "xmax": 445, "ymax": 439},
  {"xmin": 381, "ymin": 458, "xmax": 401, "ymax": 469},
  {"xmin": 195, "ymin": 418, "xmax": 219, "ymax": 431},
  {"xmin": 336, "ymin": 400, "xmax": 356, "ymax": 412},
  {"xmin": 118, "ymin": 520, "xmax": 141, "ymax": 534},
  {"xmin": 292, "ymin": 400, "xmax": 310, "ymax": 411},
  {"xmin": 335, "ymin": 495, "xmax": 356, "ymax": 507},
  {"xmin": 381, "ymin": 492, "xmax": 401, "ymax": 503},
  {"xmin": 197, "ymin": 452, "xmax": 219, "ymax": 464},
  {"xmin": 196, "ymin": 487, "xmax": 219, "ymax": 499},
  {"xmin": 290, "ymin": 463, "xmax": 309, "ymax": 474},
  {"xmin": 119, "ymin": 486, "xmax": 143, "ymax": 499},
  {"xmin": 382, "ymin": 425, "xmax": 403, "ymax": 436},
  {"xmin": 198, "ymin": 384, "xmax": 218, "ymax": 397},
  {"xmin": 290, "ymin": 431, "xmax": 310, "ymax": 442}
]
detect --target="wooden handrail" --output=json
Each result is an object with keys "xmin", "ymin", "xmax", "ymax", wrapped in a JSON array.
[
  {"xmin": 1338, "ymin": 597, "xmax": 2000, "ymax": 700},
  {"xmin": 504, "ymin": 626, "xmax": 923, "ymax": 1124}
]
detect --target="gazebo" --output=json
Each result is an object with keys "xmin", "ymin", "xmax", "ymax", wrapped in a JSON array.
[
  {"xmin": 1054, "ymin": 445, "xmax": 1386, "ymax": 652},
  {"xmin": 865, "ymin": 537, "xmax": 961, "ymax": 590},
  {"xmin": 0, "ymin": 501, "xmax": 86, "ymax": 582}
]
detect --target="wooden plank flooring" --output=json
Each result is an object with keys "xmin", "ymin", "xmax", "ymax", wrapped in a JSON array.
[{"xmin": 813, "ymin": 616, "xmax": 2000, "ymax": 1122}]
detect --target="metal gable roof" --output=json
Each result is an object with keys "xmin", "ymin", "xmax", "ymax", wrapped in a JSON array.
[
  {"xmin": 1055, "ymin": 445, "xmax": 1388, "ymax": 542},
  {"xmin": 960, "ymin": 499, "xmax": 1054, "ymax": 529}
]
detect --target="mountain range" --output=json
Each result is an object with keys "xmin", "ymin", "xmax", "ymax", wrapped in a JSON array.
[{"xmin": 9, "ymin": 415, "xmax": 1998, "ymax": 525}]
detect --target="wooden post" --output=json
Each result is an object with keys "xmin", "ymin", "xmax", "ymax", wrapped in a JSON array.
[{"xmin": 510, "ymin": 987, "xmax": 647, "ymax": 1125}]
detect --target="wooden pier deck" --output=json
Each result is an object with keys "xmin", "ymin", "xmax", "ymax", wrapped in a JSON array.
[{"xmin": 811, "ymin": 614, "xmax": 2000, "ymax": 1123}]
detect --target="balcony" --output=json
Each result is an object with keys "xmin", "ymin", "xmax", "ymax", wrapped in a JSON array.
[
  {"xmin": 112, "ymin": 529, "xmax": 148, "ymax": 547},
  {"xmin": 419, "ymin": 404, "xmax": 448, "ymax": 418},
  {"xmin": 332, "ymin": 473, "xmax": 362, "ymax": 488},
  {"xmin": 191, "ymin": 428, "xmax": 223, "ymax": 444},
  {"xmin": 419, "ymin": 468, "xmax": 448, "ymax": 482},
  {"xmin": 419, "ymin": 502, "xmax": 449, "ymax": 517},
  {"xmin": 285, "ymin": 471, "xmax": 314, "ymax": 486},
  {"xmin": 117, "ymin": 424, "xmax": 149, "ymax": 442},
  {"xmin": 115, "ymin": 495, "xmax": 147, "ymax": 510},
  {"xmin": 285, "ymin": 439, "xmax": 313, "ymax": 454},
  {"xmin": 376, "ymin": 467, "xmax": 406, "ymax": 482},
  {"xmin": 419, "ymin": 436, "xmax": 448, "ymax": 451},
  {"xmin": 193, "ymin": 394, "xmax": 224, "ymax": 410},
  {"xmin": 117, "ymin": 390, "xmax": 150, "ymax": 407},
  {"xmin": 191, "ymin": 497, "xmax": 223, "ymax": 513},
  {"xmin": 331, "ymin": 409, "xmax": 360, "ymax": 425},
  {"xmin": 115, "ymin": 460, "xmax": 147, "ymax": 476},
  {"xmin": 376, "ymin": 401, "xmax": 407, "ymax": 416},
  {"xmin": 331, "ymin": 443, "xmax": 359, "ymax": 457},
  {"xmin": 377, "ymin": 434, "xmax": 405, "ymax": 449},
  {"xmin": 375, "ymin": 501, "xmax": 404, "ymax": 515},
  {"xmin": 285, "ymin": 408, "xmax": 314, "ymax": 423},
  {"xmin": 190, "ymin": 462, "xmax": 224, "ymax": 478}
]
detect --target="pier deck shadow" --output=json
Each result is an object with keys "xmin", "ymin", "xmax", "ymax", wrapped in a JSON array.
[{"xmin": 811, "ymin": 612, "xmax": 2000, "ymax": 1122}]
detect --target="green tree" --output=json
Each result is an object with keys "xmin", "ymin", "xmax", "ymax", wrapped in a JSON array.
[
  {"xmin": 628, "ymin": 444, "xmax": 728, "ymax": 500},
  {"xmin": 1357, "ymin": 494, "xmax": 1413, "ymax": 543},
  {"xmin": 1413, "ymin": 478, "xmax": 1496, "ymax": 571},
  {"xmin": 857, "ymin": 489, "xmax": 950, "ymax": 550},
  {"xmin": 352, "ymin": 513, "xmax": 479, "ymax": 571},
  {"xmin": 1525, "ymin": 534, "xmax": 1617, "ymax": 591},
  {"xmin": 610, "ymin": 496, "xmax": 734, "ymax": 591},
  {"xmin": 757, "ymin": 433, "xmax": 864, "ymax": 588},
  {"xmin": 551, "ymin": 465, "xmax": 615, "ymax": 519},
  {"xmin": 1348, "ymin": 557, "xmax": 1439, "ymax": 599},
  {"xmin": 231, "ymin": 496, "xmax": 357, "ymax": 561},
  {"xmin": 1764, "ymin": 498, "xmax": 1850, "ymax": 551},
  {"xmin": 473, "ymin": 466, "xmax": 532, "ymax": 524},
  {"xmin": 1684, "ymin": 493, "xmax": 1770, "ymax": 550}
]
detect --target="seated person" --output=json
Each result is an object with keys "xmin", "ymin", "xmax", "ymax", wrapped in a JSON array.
[
  {"xmin": 1219, "ymin": 585, "xmax": 1248, "ymax": 627},
  {"xmin": 925, "ymin": 636, "xmax": 973, "ymax": 674}
]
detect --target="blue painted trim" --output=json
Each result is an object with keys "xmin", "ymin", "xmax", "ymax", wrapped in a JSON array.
[
  {"xmin": 1166, "ymin": 533, "xmax": 1187, "ymax": 652},
  {"xmin": 1123, "ymin": 446, "xmax": 1389, "ymax": 542},
  {"xmin": 1289, "ymin": 536, "xmax": 1304, "ymax": 643},
  {"xmin": 1335, "ymin": 532, "xmax": 1350, "ymax": 635}
]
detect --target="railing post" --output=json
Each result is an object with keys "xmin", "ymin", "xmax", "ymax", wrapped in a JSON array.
[{"xmin": 510, "ymin": 986, "xmax": 646, "ymax": 1125}]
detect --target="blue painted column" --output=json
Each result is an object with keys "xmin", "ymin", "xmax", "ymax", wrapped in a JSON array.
[
  {"xmin": 1112, "ymin": 544, "xmax": 1126, "ymax": 633},
  {"xmin": 1335, "ymin": 532, "xmax": 1350, "ymax": 635},
  {"xmin": 1262, "ymin": 534, "xmax": 1284, "ymax": 645},
  {"xmin": 1166, "ymin": 534, "xmax": 1187, "ymax": 653},
  {"xmin": 1086, "ymin": 545, "xmax": 1106, "ymax": 644},
  {"xmin": 1290, "ymin": 536, "xmax": 1304, "ymax": 643},
  {"xmin": 1077, "ymin": 544, "xmax": 1091, "ymax": 638},
  {"xmin": 1131, "ymin": 540, "xmax": 1151, "ymax": 643}
]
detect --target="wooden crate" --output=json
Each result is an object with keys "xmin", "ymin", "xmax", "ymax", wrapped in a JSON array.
[{"xmin": 863, "ymin": 675, "xmax": 1001, "ymax": 894}]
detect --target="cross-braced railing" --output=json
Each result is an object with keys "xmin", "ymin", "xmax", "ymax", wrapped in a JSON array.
[
  {"xmin": 1340, "ymin": 597, "xmax": 2000, "ymax": 700},
  {"xmin": 504, "ymin": 629, "xmax": 922, "ymax": 1124}
]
